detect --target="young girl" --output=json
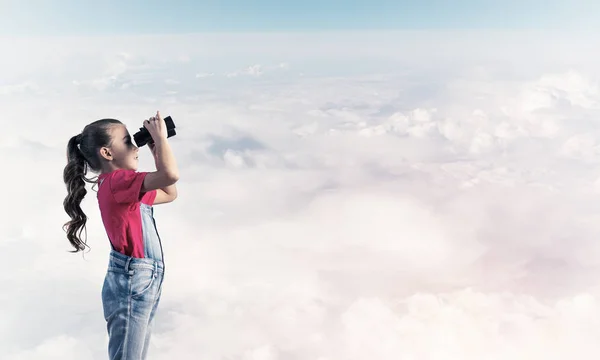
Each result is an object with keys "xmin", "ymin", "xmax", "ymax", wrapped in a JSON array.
[{"xmin": 62, "ymin": 111, "xmax": 179, "ymax": 360}]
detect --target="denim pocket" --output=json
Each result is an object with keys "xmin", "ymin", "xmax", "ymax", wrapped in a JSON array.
[
  {"xmin": 102, "ymin": 270, "xmax": 130, "ymax": 321},
  {"xmin": 130, "ymin": 267, "xmax": 156, "ymax": 299}
]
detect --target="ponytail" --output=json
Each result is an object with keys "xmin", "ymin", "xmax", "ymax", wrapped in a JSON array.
[
  {"xmin": 62, "ymin": 118, "xmax": 122, "ymax": 253},
  {"xmin": 62, "ymin": 134, "xmax": 90, "ymax": 252}
]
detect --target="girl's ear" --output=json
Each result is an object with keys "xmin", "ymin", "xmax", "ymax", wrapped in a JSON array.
[{"xmin": 99, "ymin": 147, "xmax": 113, "ymax": 161}]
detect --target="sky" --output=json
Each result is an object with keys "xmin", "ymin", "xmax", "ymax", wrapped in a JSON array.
[
  {"xmin": 0, "ymin": 0, "xmax": 599, "ymax": 35},
  {"xmin": 2, "ymin": 2, "xmax": 600, "ymax": 360}
]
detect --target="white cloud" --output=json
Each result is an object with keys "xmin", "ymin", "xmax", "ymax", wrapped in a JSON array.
[
  {"xmin": 3, "ymin": 30, "xmax": 600, "ymax": 359},
  {"xmin": 226, "ymin": 64, "xmax": 264, "ymax": 78},
  {"xmin": 534, "ymin": 70, "xmax": 600, "ymax": 109},
  {"xmin": 222, "ymin": 63, "xmax": 291, "ymax": 78},
  {"xmin": 0, "ymin": 81, "xmax": 41, "ymax": 95},
  {"xmin": 196, "ymin": 72, "xmax": 215, "ymax": 78},
  {"xmin": 245, "ymin": 64, "xmax": 263, "ymax": 76},
  {"xmin": 6, "ymin": 336, "xmax": 95, "ymax": 360},
  {"xmin": 178, "ymin": 55, "xmax": 191, "ymax": 63}
]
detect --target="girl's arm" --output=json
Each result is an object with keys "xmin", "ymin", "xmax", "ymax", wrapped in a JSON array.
[
  {"xmin": 147, "ymin": 138, "xmax": 178, "ymax": 205},
  {"xmin": 154, "ymin": 184, "xmax": 177, "ymax": 204}
]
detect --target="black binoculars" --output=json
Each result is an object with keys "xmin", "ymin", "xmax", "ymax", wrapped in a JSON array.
[{"xmin": 133, "ymin": 116, "xmax": 177, "ymax": 147}]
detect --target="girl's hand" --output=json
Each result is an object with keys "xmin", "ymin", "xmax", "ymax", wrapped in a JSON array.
[{"xmin": 143, "ymin": 111, "xmax": 168, "ymax": 141}]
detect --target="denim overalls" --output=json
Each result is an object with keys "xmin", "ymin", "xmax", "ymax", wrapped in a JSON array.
[{"xmin": 101, "ymin": 201, "xmax": 165, "ymax": 360}]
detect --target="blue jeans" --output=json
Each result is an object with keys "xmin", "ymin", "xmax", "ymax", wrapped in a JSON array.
[{"xmin": 101, "ymin": 249, "xmax": 165, "ymax": 359}]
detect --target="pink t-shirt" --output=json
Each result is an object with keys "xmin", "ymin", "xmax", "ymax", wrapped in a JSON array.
[{"xmin": 97, "ymin": 169, "xmax": 157, "ymax": 258}]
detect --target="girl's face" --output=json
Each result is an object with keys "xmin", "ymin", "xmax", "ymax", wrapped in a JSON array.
[{"xmin": 102, "ymin": 124, "xmax": 139, "ymax": 171}]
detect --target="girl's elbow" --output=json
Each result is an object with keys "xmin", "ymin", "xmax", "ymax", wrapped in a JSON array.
[{"xmin": 165, "ymin": 171, "xmax": 179, "ymax": 185}]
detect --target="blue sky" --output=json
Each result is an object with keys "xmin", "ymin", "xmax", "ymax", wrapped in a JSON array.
[{"xmin": 0, "ymin": 0, "xmax": 597, "ymax": 35}]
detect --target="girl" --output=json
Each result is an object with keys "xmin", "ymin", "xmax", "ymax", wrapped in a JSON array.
[{"xmin": 62, "ymin": 111, "xmax": 179, "ymax": 359}]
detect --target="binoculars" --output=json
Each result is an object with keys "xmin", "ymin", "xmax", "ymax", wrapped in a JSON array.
[{"xmin": 133, "ymin": 116, "xmax": 177, "ymax": 147}]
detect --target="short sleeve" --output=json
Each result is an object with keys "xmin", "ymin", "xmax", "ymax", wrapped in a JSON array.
[
  {"xmin": 141, "ymin": 189, "xmax": 157, "ymax": 206},
  {"xmin": 109, "ymin": 169, "xmax": 149, "ymax": 204}
]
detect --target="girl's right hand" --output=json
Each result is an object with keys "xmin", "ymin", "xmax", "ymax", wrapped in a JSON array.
[{"xmin": 143, "ymin": 111, "xmax": 168, "ymax": 141}]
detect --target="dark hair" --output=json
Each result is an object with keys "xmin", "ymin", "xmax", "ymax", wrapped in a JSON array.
[{"xmin": 63, "ymin": 119, "xmax": 123, "ymax": 253}]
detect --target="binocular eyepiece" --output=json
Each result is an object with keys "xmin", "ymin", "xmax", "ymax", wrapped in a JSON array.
[{"xmin": 133, "ymin": 116, "xmax": 177, "ymax": 147}]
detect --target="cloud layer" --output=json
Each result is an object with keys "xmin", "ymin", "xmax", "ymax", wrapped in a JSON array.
[{"xmin": 2, "ymin": 31, "xmax": 600, "ymax": 359}]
